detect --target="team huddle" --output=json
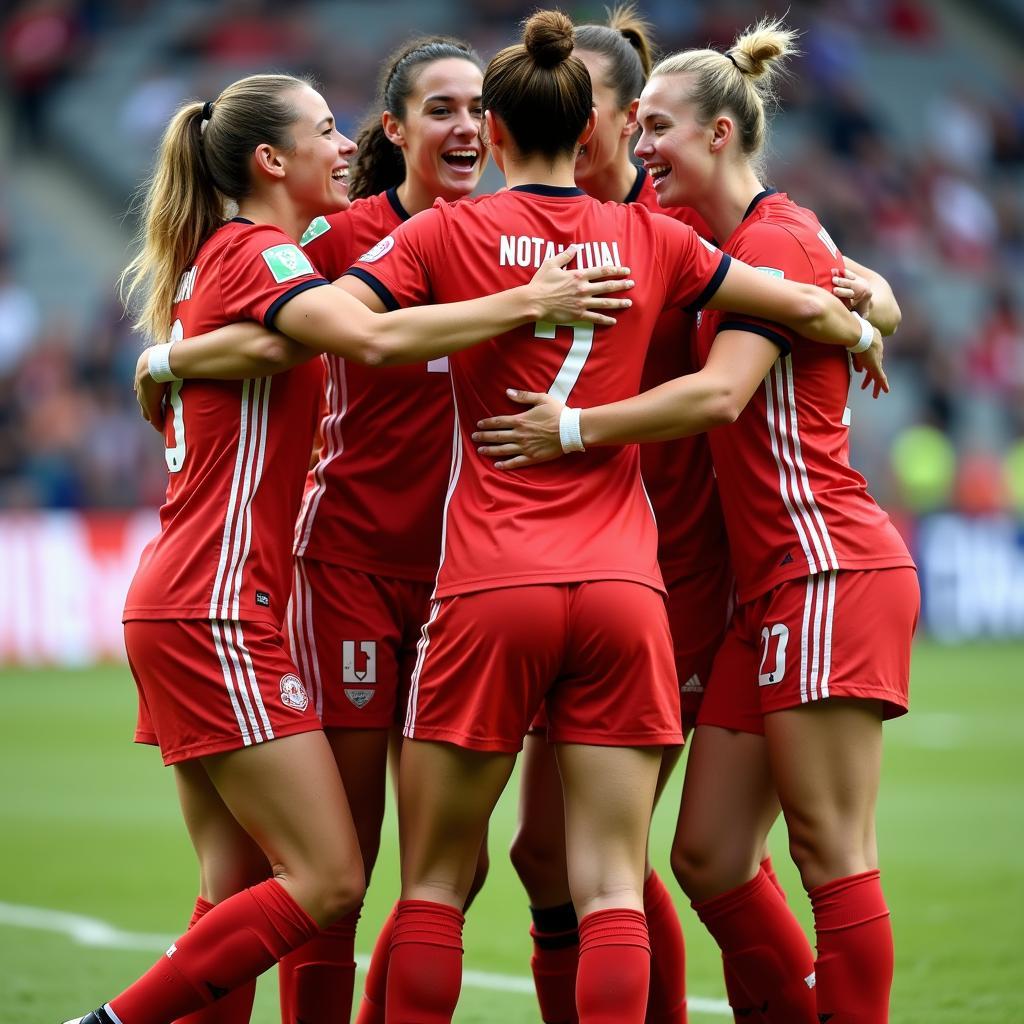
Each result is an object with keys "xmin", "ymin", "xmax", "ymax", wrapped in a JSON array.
[{"xmin": 67, "ymin": 7, "xmax": 917, "ymax": 1024}]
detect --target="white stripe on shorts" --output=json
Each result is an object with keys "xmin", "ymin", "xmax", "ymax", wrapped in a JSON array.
[{"xmin": 405, "ymin": 600, "xmax": 441, "ymax": 738}]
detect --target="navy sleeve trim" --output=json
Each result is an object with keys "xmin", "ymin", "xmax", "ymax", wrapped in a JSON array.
[
  {"xmin": 264, "ymin": 278, "xmax": 330, "ymax": 329},
  {"xmin": 686, "ymin": 252, "xmax": 732, "ymax": 312},
  {"xmin": 718, "ymin": 319, "xmax": 793, "ymax": 356},
  {"xmin": 343, "ymin": 267, "xmax": 400, "ymax": 311}
]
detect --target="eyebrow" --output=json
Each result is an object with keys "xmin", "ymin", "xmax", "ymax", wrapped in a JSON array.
[
  {"xmin": 422, "ymin": 94, "xmax": 483, "ymax": 105},
  {"xmin": 315, "ymin": 116, "xmax": 335, "ymax": 130},
  {"xmin": 640, "ymin": 110, "xmax": 672, "ymax": 122}
]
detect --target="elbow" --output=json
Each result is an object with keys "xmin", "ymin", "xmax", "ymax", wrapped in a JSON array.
[
  {"xmin": 258, "ymin": 334, "xmax": 299, "ymax": 369},
  {"xmin": 705, "ymin": 388, "xmax": 744, "ymax": 428},
  {"xmin": 798, "ymin": 289, "xmax": 829, "ymax": 330}
]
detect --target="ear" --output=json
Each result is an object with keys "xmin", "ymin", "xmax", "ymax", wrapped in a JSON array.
[
  {"xmin": 381, "ymin": 110, "xmax": 405, "ymax": 148},
  {"xmin": 252, "ymin": 143, "xmax": 286, "ymax": 181},
  {"xmin": 710, "ymin": 115, "xmax": 734, "ymax": 153},
  {"xmin": 622, "ymin": 97, "xmax": 640, "ymax": 140},
  {"xmin": 483, "ymin": 109, "xmax": 502, "ymax": 149},
  {"xmin": 578, "ymin": 106, "xmax": 599, "ymax": 148}
]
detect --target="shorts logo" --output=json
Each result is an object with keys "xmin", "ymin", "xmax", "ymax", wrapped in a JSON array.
[
  {"xmin": 344, "ymin": 688, "xmax": 375, "ymax": 709},
  {"xmin": 261, "ymin": 244, "xmax": 315, "ymax": 284},
  {"xmin": 681, "ymin": 673, "xmax": 703, "ymax": 693},
  {"xmin": 357, "ymin": 235, "xmax": 394, "ymax": 263},
  {"xmin": 342, "ymin": 640, "xmax": 377, "ymax": 684},
  {"xmin": 279, "ymin": 673, "xmax": 309, "ymax": 711},
  {"xmin": 758, "ymin": 624, "xmax": 789, "ymax": 686}
]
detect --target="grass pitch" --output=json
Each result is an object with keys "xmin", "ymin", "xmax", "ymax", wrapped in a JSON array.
[{"xmin": 1, "ymin": 640, "xmax": 1021, "ymax": 1022}]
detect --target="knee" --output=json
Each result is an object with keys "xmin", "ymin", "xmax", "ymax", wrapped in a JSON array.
[
  {"xmin": 509, "ymin": 825, "xmax": 562, "ymax": 894},
  {"xmin": 785, "ymin": 811, "xmax": 870, "ymax": 890},
  {"xmin": 283, "ymin": 858, "xmax": 366, "ymax": 924},
  {"xmin": 671, "ymin": 834, "xmax": 760, "ymax": 902},
  {"xmin": 317, "ymin": 869, "xmax": 367, "ymax": 923},
  {"xmin": 199, "ymin": 852, "xmax": 271, "ymax": 904}
]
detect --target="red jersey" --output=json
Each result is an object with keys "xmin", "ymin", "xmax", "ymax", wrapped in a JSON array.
[
  {"xmin": 695, "ymin": 190, "xmax": 914, "ymax": 602},
  {"xmin": 124, "ymin": 220, "xmax": 327, "ymax": 624},
  {"xmin": 347, "ymin": 185, "xmax": 730, "ymax": 598},
  {"xmin": 627, "ymin": 168, "xmax": 730, "ymax": 580},
  {"xmin": 294, "ymin": 189, "xmax": 454, "ymax": 581}
]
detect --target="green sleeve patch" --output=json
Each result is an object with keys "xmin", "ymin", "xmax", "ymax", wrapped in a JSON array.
[
  {"xmin": 755, "ymin": 266, "xmax": 785, "ymax": 278},
  {"xmin": 261, "ymin": 244, "xmax": 316, "ymax": 283},
  {"xmin": 300, "ymin": 216, "xmax": 331, "ymax": 247}
]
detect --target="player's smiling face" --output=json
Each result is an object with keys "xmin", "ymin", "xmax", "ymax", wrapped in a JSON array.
[
  {"xmin": 281, "ymin": 85, "xmax": 356, "ymax": 216},
  {"xmin": 387, "ymin": 58, "xmax": 485, "ymax": 201},
  {"xmin": 635, "ymin": 74, "xmax": 713, "ymax": 208},
  {"xmin": 573, "ymin": 49, "xmax": 635, "ymax": 190}
]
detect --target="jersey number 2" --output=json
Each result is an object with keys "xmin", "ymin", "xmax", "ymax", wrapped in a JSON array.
[
  {"xmin": 164, "ymin": 319, "xmax": 186, "ymax": 473},
  {"xmin": 534, "ymin": 321, "xmax": 594, "ymax": 402}
]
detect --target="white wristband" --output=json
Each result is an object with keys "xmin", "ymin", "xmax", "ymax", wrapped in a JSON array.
[
  {"xmin": 148, "ymin": 341, "xmax": 181, "ymax": 383},
  {"xmin": 559, "ymin": 405, "xmax": 585, "ymax": 453},
  {"xmin": 848, "ymin": 312, "xmax": 873, "ymax": 354}
]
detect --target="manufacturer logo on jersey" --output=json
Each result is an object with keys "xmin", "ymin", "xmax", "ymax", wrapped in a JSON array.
[
  {"xmin": 758, "ymin": 624, "xmax": 790, "ymax": 685},
  {"xmin": 255, "ymin": 590, "xmax": 270, "ymax": 607},
  {"xmin": 344, "ymin": 688, "xmax": 376, "ymax": 709},
  {"xmin": 300, "ymin": 216, "xmax": 331, "ymax": 247},
  {"xmin": 261, "ymin": 244, "xmax": 315, "ymax": 284},
  {"xmin": 358, "ymin": 235, "xmax": 395, "ymax": 263},
  {"xmin": 342, "ymin": 641, "xmax": 377, "ymax": 684},
  {"xmin": 755, "ymin": 266, "xmax": 785, "ymax": 278},
  {"xmin": 279, "ymin": 673, "xmax": 309, "ymax": 711},
  {"xmin": 166, "ymin": 943, "xmax": 177, "ymax": 957},
  {"xmin": 681, "ymin": 673, "xmax": 704, "ymax": 693}
]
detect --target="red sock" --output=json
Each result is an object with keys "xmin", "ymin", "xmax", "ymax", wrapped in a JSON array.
[
  {"xmin": 643, "ymin": 872, "xmax": 687, "ymax": 1024},
  {"xmin": 174, "ymin": 898, "xmax": 257, "ymax": 1024},
  {"xmin": 278, "ymin": 907, "xmax": 361, "ymax": 1024},
  {"xmin": 529, "ymin": 901, "xmax": 579, "ymax": 1024},
  {"xmin": 810, "ymin": 870, "xmax": 893, "ymax": 1023},
  {"xmin": 576, "ymin": 908, "xmax": 651, "ymax": 1024},
  {"xmin": 384, "ymin": 900, "xmax": 464, "ymax": 1024},
  {"xmin": 694, "ymin": 870, "xmax": 816, "ymax": 1024},
  {"xmin": 759, "ymin": 858, "xmax": 786, "ymax": 901},
  {"xmin": 354, "ymin": 904, "xmax": 396, "ymax": 1024},
  {"xmin": 109, "ymin": 879, "xmax": 318, "ymax": 1024}
]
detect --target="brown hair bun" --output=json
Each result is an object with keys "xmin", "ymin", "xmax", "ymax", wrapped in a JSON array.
[{"xmin": 524, "ymin": 9, "xmax": 575, "ymax": 68}]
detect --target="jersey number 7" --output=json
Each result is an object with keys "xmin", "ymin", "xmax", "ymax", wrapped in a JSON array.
[{"xmin": 534, "ymin": 321, "xmax": 595, "ymax": 402}]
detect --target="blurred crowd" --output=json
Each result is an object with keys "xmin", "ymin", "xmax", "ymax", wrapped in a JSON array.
[{"xmin": 2, "ymin": 0, "xmax": 1023, "ymax": 512}]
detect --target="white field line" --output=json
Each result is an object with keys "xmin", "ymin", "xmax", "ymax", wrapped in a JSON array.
[{"xmin": 0, "ymin": 900, "xmax": 731, "ymax": 1016}]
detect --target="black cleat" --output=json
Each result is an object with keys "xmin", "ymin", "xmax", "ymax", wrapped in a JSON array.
[{"xmin": 63, "ymin": 1009, "xmax": 116, "ymax": 1024}]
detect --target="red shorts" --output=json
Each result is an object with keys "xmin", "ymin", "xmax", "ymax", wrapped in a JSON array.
[
  {"xmin": 528, "ymin": 562, "xmax": 732, "ymax": 736},
  {"xmin": 127, "ymin": 618, "xmax": 322, "ymax": 766},
  {"xmin": 287, "ymin": 557, "xmax": 432, "ymax": 729},
  {"xmin": 698, "ymin": 568, "xmax": 920, "ymax": 735},
  {"xmin": 665, "ymin": 561, "xmax": 734, "ymax": 726},
  {"xmin": 405, "ymin": 582, "xmax": 683, "ymax": 753}
]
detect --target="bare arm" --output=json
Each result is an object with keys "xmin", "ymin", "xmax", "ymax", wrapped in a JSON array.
[
  {"xmin": 471, "ymin": 330, "xmax": 781, "ymax": 469},
  {"xmin": 707, "ymin": 258, "xmax": 878, "ymax": 349},
  {"xmin": 273, "ymin": 250, "xmax": 632, "ymax": 367}
]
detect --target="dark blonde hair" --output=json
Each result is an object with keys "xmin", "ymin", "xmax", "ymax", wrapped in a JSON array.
[
  {"xmin": 482, "ymin": 9, "xmax": 592, "ymax": 161},
  {"xmin": 575, "ymin": 3, "xmax": 655, "ymax": 109},
  {"xmin": 348, "ymin": 36, "xmax": 483, "ymax": 200},
  {"xmin": 652, "ymin": 16, "xmax": 798, "ymax": 169},
  {"xmin": 120, "ymin": 73, "xmax": 311, "ymax": 341}
]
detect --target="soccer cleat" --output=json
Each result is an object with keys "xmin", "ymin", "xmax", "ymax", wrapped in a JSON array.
[{"xmin": 63, "ymin": 1009, "xmax": 115, "ymax": 1024}]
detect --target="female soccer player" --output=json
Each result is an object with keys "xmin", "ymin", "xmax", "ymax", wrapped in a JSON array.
[
  {"xmin": 67, "ymin": 72, "xmax": 632, "ymax": 1024},
  {"xmin": 338, "ymin": 11, "xmax": 879, "ymax": 1023},
  {"xmin": 473, "ymin": 20, "xmax": 916, "ymax": 1024}
]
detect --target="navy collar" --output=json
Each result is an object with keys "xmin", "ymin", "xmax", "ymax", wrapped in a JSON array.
[
  {"xmin": 386, "ymin": 187, "xmax": 412, "ymax": 222},
  {"xmin": 743, "ymin": 188, "xmax": 779, "ymax": 221},
  {"xmin": 510, "ymin": 183, "xmax": 586, "ymax": 197},
  {"xmin": 230, "ymin": 216, "xmax": 254, "ymax": 224},
  {"xmin": 623, "ymin": 164, "xmax": 646, "ymax": 205}
]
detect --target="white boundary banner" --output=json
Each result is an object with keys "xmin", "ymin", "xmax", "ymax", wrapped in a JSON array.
[{"xmin": 0, "ymin": 510, "xmax": 158, "ymax": 665}]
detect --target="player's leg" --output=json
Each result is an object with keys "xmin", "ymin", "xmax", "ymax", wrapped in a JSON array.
[
  {"xmin": 77, "ymin": 730, "xmax": 365, "ymax": 1024},
  {"xmin": 384, "ymin": 586, "xmax": 563, "ymax": 1023},
  {"xmin": 675, "ymin": 605, "xmax": 814, "ymax": 1024},
  {"xmin": 170, "ymin": 760, "xmax": 270, "ymax": 1024},
  {"xmin": 387, "ymin": 739, "xmax": 517, "ymax": 1023},
  {"xmin": 550, "ymin": 581, "xmax": 685, "ymax": 1023},
  {"xmin": 557, "ymin": 742, "xmax": 662, "ymax": 1024},
  {"xmin": 510, "ymin": 730, "xmax": 578, "ymax": 1024},
  {"xmin": 759, "ymin": 568, "xmax": 918, "ymax": 1024},
  {"xmin": 280, "ymin": 559, "xmax": 404, "ymax": 1024}
]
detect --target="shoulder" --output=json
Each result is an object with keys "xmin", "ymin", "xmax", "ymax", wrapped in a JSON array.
[{"xmin": 730, "ymin": 217, "xmax": 815, "ymax": 280}]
